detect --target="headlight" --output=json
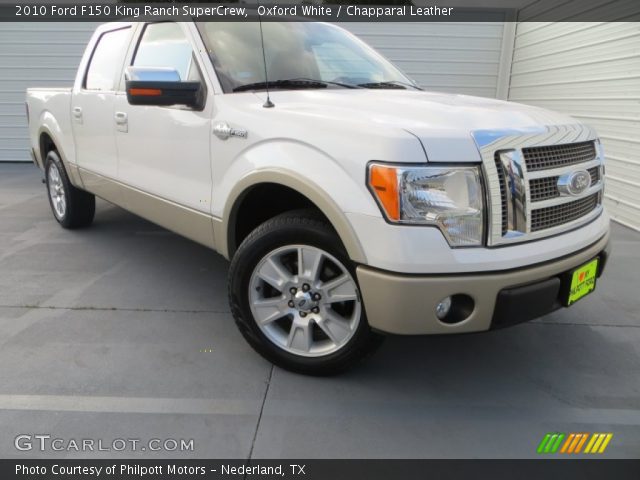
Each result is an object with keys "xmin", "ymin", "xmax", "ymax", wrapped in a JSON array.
[{"xmin": 368, "ymin": 163, "xmax": 485, "ymax": 246}]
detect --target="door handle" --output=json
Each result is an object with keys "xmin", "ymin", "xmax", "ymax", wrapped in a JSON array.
[
  {"xmin": 114, "ymin": 112, "xmax": 128, "ymax": 124},
  {"xmin": 72, "ymin": 107, "xmax": 83, "ymax": 123},
  {"xmin": 114, "ymin": 112, "xmax": 128, "ymax": 133}
]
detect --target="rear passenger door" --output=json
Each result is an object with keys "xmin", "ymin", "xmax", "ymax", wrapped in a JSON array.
[
  {"xmin": 114, "ymin": 22, "xmax": 213, "ymax": 214},
  {"xmin": 72, "ymin": 26, "xmax": 132, "ymax": 180}
]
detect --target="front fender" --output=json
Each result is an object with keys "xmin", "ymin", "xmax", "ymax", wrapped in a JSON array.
[{"xmin": 214, "ymin": 140, "xmax": 380, "ymax": 263}]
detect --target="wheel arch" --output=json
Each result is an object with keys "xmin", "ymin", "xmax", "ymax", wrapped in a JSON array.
[
  {"xmin": 37, "ymin": 124, "xmax": 84, "ymax": 189},
  {"xmin": 219, "ymin": 171, "xmax": 366, "ymax": 264},
  {"xmin": 39, "ymin": 130, "xmax": 58, "ymax": 164}
]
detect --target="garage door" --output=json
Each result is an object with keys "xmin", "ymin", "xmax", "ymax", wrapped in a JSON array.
[
  {"xmin": 345, "ymin": 20, "xmax": 513, "ymax": 98},
  {"xmin": 0, "ymin": 22, "xmax": 98, "ymax": 163},
  {"xmin": 508, "ymin": 22, "xmax": 640, "ymax": 230}
]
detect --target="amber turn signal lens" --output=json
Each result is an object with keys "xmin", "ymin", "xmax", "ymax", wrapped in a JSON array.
[
  {"xmin": 128, "ymin": 88, "xmax": 162, "ymax": 97},
  {"xmin": 369, "ymin": 165, "xmax": 400, "ymax": 221}
]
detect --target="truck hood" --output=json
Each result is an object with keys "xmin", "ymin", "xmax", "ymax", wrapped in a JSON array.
[{"xmin": 260, "ymin": 89, "xmax": 581, "ymax": 162}]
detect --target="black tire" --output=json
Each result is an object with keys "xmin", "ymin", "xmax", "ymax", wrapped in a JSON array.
[
  {"xmin": 228, "ymin": 210, "xmax": 384, "ymax": 375},
  {"xmin": 44, "ymin": 150, "xmax": 95, "ymax": 229}
]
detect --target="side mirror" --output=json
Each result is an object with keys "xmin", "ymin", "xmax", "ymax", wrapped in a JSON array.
[{"xmin": 124, "ymin": 67, "xmax": 204, "ymax": 110}]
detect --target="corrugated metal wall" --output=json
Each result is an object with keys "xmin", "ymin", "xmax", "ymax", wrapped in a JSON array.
[
  {"xmin": 508, "ymin": 22, "xmax": 640, "ymax": 230},
  {"xmin": 0, "ymin": 23, "xmax": 98, "ymax": 162},
  {"xmin": 345, "ymin": 22, "xmax": 509, "ymax": 98}
]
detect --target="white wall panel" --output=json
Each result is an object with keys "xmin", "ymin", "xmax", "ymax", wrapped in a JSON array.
[
  {"xmin": 509, "ymin": 21, "xmax": 640, "ymax": 230},
  {"xmin": 344, "ymin": 22, "xmax": 509, "ymax": 98}
]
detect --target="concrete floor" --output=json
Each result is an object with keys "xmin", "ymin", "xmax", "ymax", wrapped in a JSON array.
[{"xmin": 0, "ymin": 163, "xmax": 638, "ymax": 459}]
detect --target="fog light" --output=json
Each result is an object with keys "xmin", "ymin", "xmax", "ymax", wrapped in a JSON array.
[{"xmin": 436, "ymin": 296, "xmax": 452, "ymax": 320}]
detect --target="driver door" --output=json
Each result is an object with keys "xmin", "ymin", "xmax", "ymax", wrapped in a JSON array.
[{"xmin": 113, "ymin": 22, "xmax": 214, "ymax": 233}]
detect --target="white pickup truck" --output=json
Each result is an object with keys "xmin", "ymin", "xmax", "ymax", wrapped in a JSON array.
[{"xmin": 27, "ymin": 21, "xmax": 610, "ymax": 374}]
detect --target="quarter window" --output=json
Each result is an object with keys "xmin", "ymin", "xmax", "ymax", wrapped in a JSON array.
[{"xmin": 85, "ymin": 28, "xmax": 130, "ymax": 91}]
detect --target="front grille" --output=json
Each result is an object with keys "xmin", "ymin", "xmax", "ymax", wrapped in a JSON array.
[
  {"xmin": 531, "ymin": 194, "xmax": 599, "ymax": 232},
  {"xmin": 522, "ymin": 141, "xmax": 596, "ymax": 172},
  {"xmin": 478, "ymin": 126, "xmax": 603, "ymax": 246}
]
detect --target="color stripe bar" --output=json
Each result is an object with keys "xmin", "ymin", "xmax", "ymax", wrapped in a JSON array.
[
  {"xmin": 560, "ymin": 433, "xmax": 575, "ymax": 453},
  {"xmin": 567, "ymin": 433, "xmax": 582, "ymax": 453},
  {"xmin": 550, "ymin": 433, "xmax": 565, "ymax": 453},
  {"xmin": 584, "ymin": 433, "xmax": 599, "ymax": 453},
  {"xmin": 545, "ymin": 434, "xmax": 559, "ymax": 453},
  {"xmin": 574, "ymin": 433, "xmax": 589, "ymax": 453},
  {"xmin": 591, "ymin": 433, "xmax": 605, "ymax": 453},
  {"xmin": 598, "ymin": 433, "xmax": 613, "ymax": 453},
  {"xmin": 537, "ymin": 433, "xmax": 552, "ymax": 454}
]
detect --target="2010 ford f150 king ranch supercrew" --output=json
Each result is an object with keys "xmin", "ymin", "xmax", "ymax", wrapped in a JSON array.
[{"xmin": 26, "ymin": 21, "xmax": 610, "ymax": 374}]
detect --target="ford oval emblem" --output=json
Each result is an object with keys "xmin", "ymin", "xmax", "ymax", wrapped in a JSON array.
[{"xmin": 558, "ymin": 170, "xmax": 591, "ymax": 196}]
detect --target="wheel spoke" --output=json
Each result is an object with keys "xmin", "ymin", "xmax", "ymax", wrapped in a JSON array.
[
  {"xmin": 298, "ymin": 247, "xmax": 324, "ymax": 282},
  {"xmin": 257, "ymin": 256, "xmax": 294, "ymax": 290},
  {"xmin": 253, "ymin": 296, "xmax": 287, "ymax": 324},
  {"xmin": 321, "ymin": 274, "xmax": 358, "ymax": 303},
  {"xmin": 287, "ymin": 320, "xmax": 312, "ymax": 352},
  {"xmin": 316, "ymin": 312, "xmax": 352, "ymax": 344}
]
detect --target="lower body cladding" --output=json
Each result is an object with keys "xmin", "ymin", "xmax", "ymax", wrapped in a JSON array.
[{"xmin": 357, "ymin": 232, "xmax": 610, "ymax": 335}]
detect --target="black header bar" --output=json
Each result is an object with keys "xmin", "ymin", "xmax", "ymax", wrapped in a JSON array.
[{"xmin": 2, "ymin": 1, "xmax": 640, "ymax": 22}]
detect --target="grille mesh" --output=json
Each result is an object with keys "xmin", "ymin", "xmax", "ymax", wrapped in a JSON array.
[
  {"xmin": 522, "ymin": 141, "xmax": 596, "ymax": 171},
  {"xmin": 531, "ymin": 194, "xmax": 599, "ymax": 232},
  {"xmin": 530, "ymin": 176, "xmax": 560, "ymax": 202},
  {"xmin": 589, "ymin": 166, "xmax": 600, "ymax": 185},
  {"xmin": 494, "ymin": 154, "xmax": 508, "ymax": 235}
]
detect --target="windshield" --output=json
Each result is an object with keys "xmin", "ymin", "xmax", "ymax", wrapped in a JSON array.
[{"xmin": 197, "ymin": 22, "xmax": 416, "ymax": 92}]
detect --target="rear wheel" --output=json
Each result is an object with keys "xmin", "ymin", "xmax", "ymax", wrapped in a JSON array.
[
  {"xmin": 228, "ymin": 210, "xmax": 384, "ymax": 375},
  {"xmin": 45, "ymin": 151, "xmax": 95, "ymax": 228}
]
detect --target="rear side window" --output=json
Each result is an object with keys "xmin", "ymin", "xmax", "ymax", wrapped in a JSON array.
[
  {"xmin": 85, "ymin": 28, "xmax": 130, "ymax": 91},
  {"xmin": 133, "ymin": 23, "xmax": 199, "ymax": 81}
]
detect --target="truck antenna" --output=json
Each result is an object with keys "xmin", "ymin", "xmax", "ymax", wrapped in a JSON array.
[{"xmin": 258, "ymin": 15, "xmax": 274, "ymax": 108}]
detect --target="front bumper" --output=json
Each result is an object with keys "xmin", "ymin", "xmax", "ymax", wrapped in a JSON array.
[{"xmin": 356, "ymin": 231, "xmax": 611, "ymax": 335}]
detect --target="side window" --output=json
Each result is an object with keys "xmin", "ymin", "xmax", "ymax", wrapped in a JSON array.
[
  {"xmin": 85, "ymin": 28, "xmax": 130, "ymax": 91},
  {"xmin": 133, "ymin": 23, "xmax": 200, "ymax": 82}
]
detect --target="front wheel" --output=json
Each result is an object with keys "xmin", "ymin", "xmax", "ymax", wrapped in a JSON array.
[{"xmin": 228, "ymin": 211, "xmax": 384, "ymax": 375}]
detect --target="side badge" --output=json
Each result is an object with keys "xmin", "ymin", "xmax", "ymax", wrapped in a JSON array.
[{"xmin": 213, "ymin": 122, "xmax": 247, "ymax": 140}]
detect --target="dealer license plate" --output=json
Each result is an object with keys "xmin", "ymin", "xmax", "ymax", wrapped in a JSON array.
[{"xmin": 566, "ymin": 258, "xmax": 599, "ymax": 306}]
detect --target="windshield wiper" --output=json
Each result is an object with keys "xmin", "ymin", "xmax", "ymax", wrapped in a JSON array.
[
  {"xmin": 233, "ymin": 78, "xmax": 360, "ymax": 93},
  {"xmin": 288, "ymin": 78, "xmax": 362, "ymax": 89},
  {"xmin": 358, "ymin": 80, "xmax": 423, "ymax": 90},
  {"xmin": 233, "ymin": 79, "xmax": 327, "ymax": 92}
]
